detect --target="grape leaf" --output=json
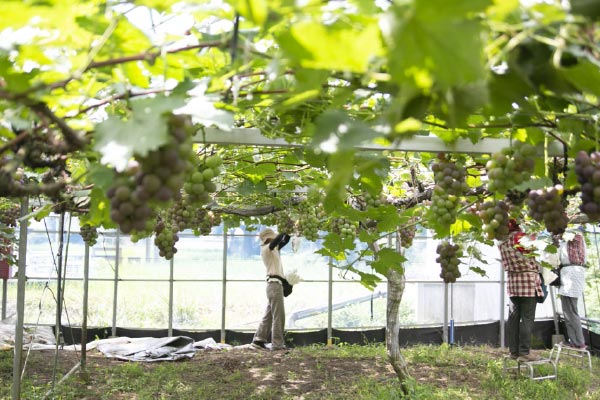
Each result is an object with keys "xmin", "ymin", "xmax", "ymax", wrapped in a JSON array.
[
  {"xmin": 94, "ymin": 95, "xmax": 185, "ymax": 171},
  {"xmin": 370, "ymin": 248, "xmax": 406, "ymax": 276},
  {"xmin": 386, "ymin": 0, "xmax": 491, "ymax": 89},
  {"xmin": 277, "ymin": 18, "xmax": 383, "ymax": 73},
  {"xmin": 86, "ymin": 187, "xmax": 114, "ymax": 228}
]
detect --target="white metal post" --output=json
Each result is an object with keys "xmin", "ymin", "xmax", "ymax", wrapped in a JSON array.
[
  {"xmin": 500, "ymin": 263, "xmax": 505, "ymax": 348},
  {"xmin": 220, "ymin": 226, "xmax": 228, "ymax": 343},
  {"xmin": 81, "ymin": 243, "xmax": 89, "ymax": 369},
  {"xmin": 168, "ymin": 257, "xmax": 174, "ymax": 337},
  {"xmin": 443, "ymin": 282, "xmax": 448, "ymax": 344},
  {"xmin": 111, "ymin": 230, "xmax": 120, "ymax": 337},
  {"xmin": 327, "ymin": 257, "xmax": 333, "ymax": 346},
  {"xmin": 11, "ymin": 197, "xmax": 28, "ymax": 400}
]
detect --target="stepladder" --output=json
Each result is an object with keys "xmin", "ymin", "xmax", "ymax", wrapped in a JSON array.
[
  {"xmin": 549, "ymin": 343, "xmax": 592, "ymax": 372},
  {"xmin": 502, "ymin": 355, "xmax": 557, "ymax": 381}
]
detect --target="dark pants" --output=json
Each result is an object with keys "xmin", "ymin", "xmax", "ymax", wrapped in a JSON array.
[{"xmin": 507, "ymin": 296, "xmax": 537, "ymax": 356}]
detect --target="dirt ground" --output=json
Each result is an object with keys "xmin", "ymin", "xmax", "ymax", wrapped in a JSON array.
[{"xmin": 5, "ymin": 345, "xmax": 509, "ymax": 399}]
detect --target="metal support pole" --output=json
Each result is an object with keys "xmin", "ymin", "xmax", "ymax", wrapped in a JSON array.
[
  {"xmin": 52, "ymin": 211, "xmax": 65, "ymax": 385},
  {"xmin": 2, "ymin": 278, "xmax": 6, "ymax": 320},
  {"xmin": 443, "ymin": 282, "xmax": 448, "ymax": 344},
  {"xmin": 168, "ymin": 257, "xmax": 174, "ymax": 337},
  {"xmin": 12, "ymin": 196, "xmax": 28, "ymax": 400},
  {"xmin": 327, "ymin": 257, "xmax": 333, "ymax": 346},
  {"xmin": 81, "ymin": 243, "xmax": 89, "ymax": 370},
  {"xmin": 449, "ymin": 283, "xmax": 455, "ymax": 345},
  {"xmin": 500, "ymin": 262, "xmax": 506, "ymax": 348},
  {"xmin": 111, "ymin": 230, "xmax": 120, "ymax": 337},
  {"xmin": 220, "ymin": 226, "xmax": 228, "ymax": 343},
  {"xmin": 549, "ymin": 286, "xmax": 560, "ymax": 335}
]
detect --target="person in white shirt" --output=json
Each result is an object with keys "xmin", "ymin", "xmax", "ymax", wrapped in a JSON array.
[
  {"xmin": 557, "ymin": 230, "xmax": 587, "ymax": 349},
  {"xmin": 251, "ymin": 228, "xmax": 290, "ymax": 351}
]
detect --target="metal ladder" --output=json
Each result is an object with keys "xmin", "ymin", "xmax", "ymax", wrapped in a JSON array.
[
  {"xmin": 502, "ymin": 356, "xmax": 557, "ymax": 381},
  {"xmin": 549, "ymin": 343, "xmax": 592, "ymax": 371}
]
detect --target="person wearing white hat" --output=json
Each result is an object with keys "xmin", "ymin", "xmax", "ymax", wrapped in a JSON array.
[{"xmin": 251, "ymin": 228, "xmax": 290, "ymax": 351}]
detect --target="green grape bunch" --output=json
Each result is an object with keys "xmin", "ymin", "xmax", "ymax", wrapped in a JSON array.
[
  {"xmin": 362, "ymin": 191, "xmax": 387, "ymax": 208},
  {"xmin": 486, "ymin": 141, "xmax": 536, "ymax": 194},
  {"xmin": 296, "ymin": 201, "xmax": 321, "ymax": 241},
  {"xmin": 429, "ymin": 155, "xmax": 469, "ymax": 226},
  {"xmin": 79, "ymin": 224, "xmax": 98, "ymax": 247},
  {"xmin": 575, "ymin": 150, "xmax": 600, "ymax": 221},
  {"xmin": 154, "ymin": 220, "xmax": 179, "ymax": 260},
  {"xmin": 184, "ymin": 153, "xmax": 223, "ymax": 206},
  {"xmin": 274, "ymin": 211, "xmax": 296, "ymax": 236},
  {"xmin": 436, "ymin": 240, "xmax": 463, "ymax": 283},
  {"xmin": 477, "ymin": 200, "xmax": 510, "ymax": 240},
  {"xmin": 527, "ymin": 185, "xmax": 569, "ymax": 235},
  {"xmin": 329, "ymin": 217, "xmax": 359, "ymax": 242}
]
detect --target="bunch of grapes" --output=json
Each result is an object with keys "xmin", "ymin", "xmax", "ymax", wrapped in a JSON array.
[
  {"xmin": 154, "ymin": 220, "xmax": 179, "ymax": 260},
  {"xmin": 477, "ymin": 200, "xmax": 510, "ymax": 240},
  {"xmin": 430, "ymin": 156, "xmax": 468, "ymax": 226},
  {"xmin": 527, "ymin": 185, "xmax": 569, "ymax": 235},
  {"xmin": 436, "ymin": 241, "xmax": 463, "ymax": 283},
  {"xmin": 575, "ymin": 150, "xmax": 600, "ymax": 221},
  {"xmin": 183, "ymin": 154, "xmax": 222, "ymax": 206},
  {"xmin": 296, "ymin": 201, "xmax": 322, "ymax": 241},
  {"xmin": 398, "ymin": 221, "xmax": 417, "ymax": 248},
  {"xmin": 362, "ymin": 191, "xmax": 386, "ymax": 208},
  {"xmin": 486, "ymin": 141, "xmax": 536, "ymax": 194},
  {"xmin": 328, "ymin": 217, "xmax": 359, "ymax": 242},
  {"xmin": 107, "ymin": 178, "xmax": 156, "ymax": 234},
  {"xmin": 107, "ymin": 115, "xmax": 196, "ymax": 234},
  {"xmin": 0, "ymin": 202, "xmax": 20, "ymax": 227},
  {"xmin": 274, "ymin": 211, "xmax": 296, "ymax": 235},
  {"xmin": 79, "ymin": 224, "xmax": 98, "ymax": 247}
]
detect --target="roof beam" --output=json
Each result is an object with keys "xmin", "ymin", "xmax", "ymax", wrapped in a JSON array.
[{"xmin": 193, "ymin": 128, "xmax": 564, "ymax": 156}]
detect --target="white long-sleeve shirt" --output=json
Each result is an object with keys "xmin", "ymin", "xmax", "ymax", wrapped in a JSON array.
[
  {"xmin": 557, "ymin": 235, "xmax": 586, "ymax": 298},
  {"xmin": 261, "ymin": 243, "xmax": 284, "ymax": 277}
]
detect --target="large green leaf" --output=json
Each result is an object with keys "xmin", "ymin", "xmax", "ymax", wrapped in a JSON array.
[
  {"xmin": 87, "ymin": 187, "xmax": 115, "ymax": 228},
  {"xmin": 561, "ymin": 59, "xmax": 600, "ymax": 98},
  {"xmin": 94, "ymin": 95, "xmax": 185, "ymax": 171},
  {"xmin": 277, "ymin": 18, "xmax": 383, "ymax": 73},
  {"xmin": 386, "ymin": 0, "xmax": 491, "ymax": 89},
  {"xmin": 370, "ymin": 248, "xmax": 406, "ymax": 276}
]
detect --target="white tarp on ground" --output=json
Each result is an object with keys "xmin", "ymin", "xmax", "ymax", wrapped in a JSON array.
[
  {"xmin": 1, "ymin": 317, "xmax": 233, "ymax": 361},
  {"xmin": 0, "ymin": 318, "xmax": 56, "ymax": 351},
  {"xmin": 96, "ymin": 336, "xmax": 197, "ymax": 362}
]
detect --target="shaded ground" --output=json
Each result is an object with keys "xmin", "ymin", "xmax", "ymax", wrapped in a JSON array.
[{"xmin": 1, "ymin": 345, "xmax": 598, "ymax": 399}]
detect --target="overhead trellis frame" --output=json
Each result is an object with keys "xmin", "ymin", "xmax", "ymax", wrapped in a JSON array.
[{"xmin": 192, "ymin": 128, "xmax": 565, "ymax": 156}]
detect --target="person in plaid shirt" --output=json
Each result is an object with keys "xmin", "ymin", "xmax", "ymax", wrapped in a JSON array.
[
  {"xmin": 557, "ymin": 230, "xmax": 587, "ymax": 349},
  {"xmin": 499, "ymin": 219, "xmax": 543, "ymax": 362}
]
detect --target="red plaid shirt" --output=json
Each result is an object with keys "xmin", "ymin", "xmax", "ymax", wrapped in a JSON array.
[{"xmin": 499, "ymin": 231, "xmax": 542, "ymax": 298}]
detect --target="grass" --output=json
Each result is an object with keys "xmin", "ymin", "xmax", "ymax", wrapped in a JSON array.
[{"xmin": 1, "ymin": 343, "xmax": 599, "ymax": 399}]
